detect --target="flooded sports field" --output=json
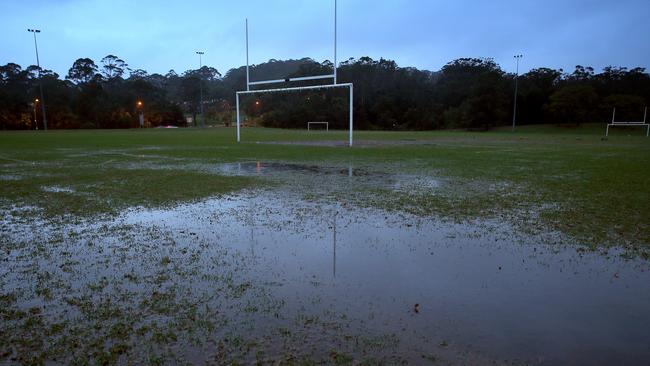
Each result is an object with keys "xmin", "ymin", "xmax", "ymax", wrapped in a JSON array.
[{"xmin": 2, "ymin": 161, "xmax": 649, "ymax": 365}]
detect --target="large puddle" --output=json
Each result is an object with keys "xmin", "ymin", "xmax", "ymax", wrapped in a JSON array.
[
  {"xmin": 121, "ymin": 192, "xmax": 650, "ymax": 364},
  {"xmin": 2, "ymin": 187, "xmax": 650, "ymax": 364},
  {"xmin": 206, "ymin": 161, "xmax": 441, "ymax": 193}
]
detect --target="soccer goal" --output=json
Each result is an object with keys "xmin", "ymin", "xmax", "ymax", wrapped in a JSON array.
[
  {"xmin": 606, "ymin": 106, "xmax": 648, "ymax": 137},
  {"xmin": 235, "ymin": 0, "xmax": 354, "ymax": 146},
  {"xmin": 308, "ymin": 122, "xmax": 329, "ymax": 131}
]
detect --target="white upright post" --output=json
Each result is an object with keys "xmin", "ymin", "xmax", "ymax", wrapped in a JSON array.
[
  {"xmin": 334, "ymin": 0, "xmax": 337, "ymax": 85},
  {"xmin": 612, "ymin": 108, "xmax": 616, "ymax": 123},
  {"xmin": 512, "ymin": 54, "xmax": 522, "ymax": 132},
  {"xmin": 643, "ymin": 107, "xmax": 650, "ymax": 137},
  {"xmin": 349, "ymin": 84, "xmax": 353, "ymax": 147},
  {"xmin": 236, "ymin": 93, "xmax": 241, "ymax": 142},
  {"xmin": 246, "ymin": 19, "xmax": 250, "ymax": 91}
]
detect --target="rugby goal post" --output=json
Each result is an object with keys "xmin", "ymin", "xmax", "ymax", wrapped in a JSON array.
[
  {"xmin": 236, "ymin": 84, "xmax": 353, "ymax": 145},
  {"xmin": 606, "ymin": 107, "xmax": 649, "ymax": 137},
  {"xmin": 235, "ymin": 0, "xmax": 354, "ymax": 147}
]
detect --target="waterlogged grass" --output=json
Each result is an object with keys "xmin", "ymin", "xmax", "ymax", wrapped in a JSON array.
[
  {"xmin": 1, "ymin": 125, "xmax": 649, "ymax": 247},
  {"xmin": 1, "ymin": 166, "xmax": 254, "ymax": 218},
  {"xmin": 1, "ymin": 124, "xmax": 650, "ymax": 365}
]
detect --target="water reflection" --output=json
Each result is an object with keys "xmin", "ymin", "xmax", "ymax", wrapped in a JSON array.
[
  {"xmin": 333, "ymin": 211, "xmax": 337, "ymax": 278},
  {"xmin": 118, "ymin": 192, "xmax": 650, "ymax": 365}
]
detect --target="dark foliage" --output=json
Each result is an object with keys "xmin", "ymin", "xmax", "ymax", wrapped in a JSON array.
[{"xmin": 1, "ymin": 55, "xmax": 649, "ymax": 130}]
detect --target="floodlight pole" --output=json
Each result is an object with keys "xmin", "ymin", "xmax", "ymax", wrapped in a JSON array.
[
  {"xmin": 512, "ymin": 54, "xmax": 523, "ymax": 132},
  {"xmin": 196, "ymin": 51, "xmax": 205, "ymax": 128},
  {"xmin": 28, "ymin": 29, "xmax": 47, "ymax": 130}
]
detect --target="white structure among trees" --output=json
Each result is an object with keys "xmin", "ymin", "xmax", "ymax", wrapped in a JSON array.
[{"xmin": 606, "ymin": 107, "xmax": 648, "ymax": 137}]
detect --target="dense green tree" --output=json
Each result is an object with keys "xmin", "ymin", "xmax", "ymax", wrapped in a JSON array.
[
  {"xmin": 0, "ymin": 63, "xmax": 30, "ymax": 129},
  {"xmin": 517, "ymin": 67, "xmax": 563, "ymax": 124},
  {"xmin": 545, "ymin": 85, "xmax": 599, "ymax": 125},
  {"xmin": 101, "ymin": 55, "xmax": 129, "ymax": 79},
  {"xmin": 436, "ymin": 58, "xmax": 509, "ymax": 128},
  {"xmin": 129, "ymin": 69, "xmax": 148, "ymax": 80},
  {"xmin": 1, "ymin": 55, "xmax": 649, "ymax": 130},
  {"xmin": 67, "ymin": 58, "xmax": 100, "ymax": 84}
]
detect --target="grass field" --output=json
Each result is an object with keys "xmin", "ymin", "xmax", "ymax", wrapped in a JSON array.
[
  {"xmin": 1, "ymin": 125, "xmax": 648, "ymax": 249},
  {"xmin": 1, "ymin": 125, "xmax": 650, "ymax": 364}
]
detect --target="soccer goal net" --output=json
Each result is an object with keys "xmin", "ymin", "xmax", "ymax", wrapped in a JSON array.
[{"xmin": 308, "ymin": 122, "xmax": 329, "ymax": 131}]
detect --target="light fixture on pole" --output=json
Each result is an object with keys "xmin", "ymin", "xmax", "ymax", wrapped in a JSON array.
[
  {"xmin": 33, "ymin": 98, "xmax": 39, "ymax": 130},
  {"xmin": 196, "ymin": 51, "xmax": 205, "ymax": 128},
  {"xmin": 512, "ymin": 54, "xmax": 523, "ymax": 132},
  {"xmin": 136, "ymin": 100, "xmax": 144, "ymax": 128},
  {"xmin": 28, "ymin": 28, "xmax": 47, "ymax": 130}
]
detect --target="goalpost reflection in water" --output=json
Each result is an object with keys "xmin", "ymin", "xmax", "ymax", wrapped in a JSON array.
[{"xmin": 242, "ymin": 162, "xmax": 351, "ymax": 278}]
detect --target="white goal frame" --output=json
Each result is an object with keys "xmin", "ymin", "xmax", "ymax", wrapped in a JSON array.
[
  {"xmin": 235, "ymin": 0, "xmax": 355, "ymax": 147},
  {"xmin": 606, "ymin": 106, "xmax": 648, "ymax": 137},
  {"xmin": 308, "ymin": 122, "xmax": 329, "ymax": 131},
  {"xmin": 236, "ymin": 84, "xmax": 353, "ymax": 146}
]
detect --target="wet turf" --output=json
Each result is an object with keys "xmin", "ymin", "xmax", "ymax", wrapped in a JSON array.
[
  {"xmin": 1, "ymin": 126, "xmax": 649, "ymax": 364},
  {"xmin": 1, "ymin": 126, "xmax": 648, "ymax": 248}
]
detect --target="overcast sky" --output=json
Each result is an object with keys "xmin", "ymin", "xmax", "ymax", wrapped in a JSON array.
[{"xmin": 1, "ymin": 0, "xmax": 649, "ymax": 78}]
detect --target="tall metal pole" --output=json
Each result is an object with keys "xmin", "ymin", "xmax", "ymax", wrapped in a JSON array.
[
  {"xmin": 246, "ymin": 19, "xmax": 250, "ymax": 91},
  {"xmin": 33, "ymin": 99, "xmax": 38, "ymax": 130},
  {"xmin": 236, "ymin": 93, "xmax": 241, "ymax": 142},
  {"xmin": 196, "ymin": 51, "xmax": 204, "ymax": 128},
  {"xmin": 512, "ymin": 54, "xmax": 523, "ymax": 132},
  {"xmin": 334, "ymin": 0, "xmax": 337, "ymax": 84},
  {"xmin": 28, "ymin": 29, "xmax": 47, "ymax": 130},
  {"xmin": 349, "ymin": 84, "xmax": 353, "ymax": 147}
]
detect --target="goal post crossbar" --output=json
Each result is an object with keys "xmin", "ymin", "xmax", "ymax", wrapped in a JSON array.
[
  {"xmin": 236, "ymin": 83, "xmax": 354, "ymax": 146},
  {"xmin": 248, "ymin": 74, "xmax": 335, "ymax": 87},
  {"xmin": 237, "ymin": 82, "xmax": 352, "ymax": 95}
]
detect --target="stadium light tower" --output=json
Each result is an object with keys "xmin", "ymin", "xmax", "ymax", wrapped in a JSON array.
[
  {"xmin": 196, "ymin": 51, "xmax": 205, "ymax": 128},
  {"xmin": 28, "ymin": 28, "xmax": 47, "ymax": 130},
  {"xmin": 512, "ymin": 54, "xmax": 523, "ymax": 132}
]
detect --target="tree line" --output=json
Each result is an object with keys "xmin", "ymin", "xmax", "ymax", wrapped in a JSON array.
[{"xmin": 1, "ymin": 55, "xmax": 649, "ymax": 130}]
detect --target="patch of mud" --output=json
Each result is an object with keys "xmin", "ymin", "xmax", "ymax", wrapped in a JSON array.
[{"xmin": 1, "ymin": 190, "xmax": 649, "ymax": 364}]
